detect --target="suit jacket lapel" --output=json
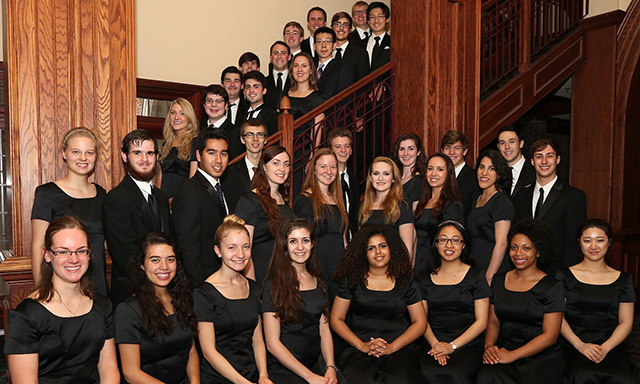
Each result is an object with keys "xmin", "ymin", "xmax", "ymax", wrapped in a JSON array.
[
  {"xmin": 522, "ymin": 184, "xmax": 535, "ymax": 217},
  {"xmin": 538, "ymin": 179, "xmax": 564, "ymax": 220},
  {"xmin": 124, "ymin": 174, "xmax": 157, "ymax": 232},
  {"xmin": 196, "ymin": 171, "xmax": 226, "ymax": 215}
]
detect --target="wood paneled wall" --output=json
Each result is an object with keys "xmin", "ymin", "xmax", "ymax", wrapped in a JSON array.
[{"xmin": 3, "ymin": 0, "xmax": 136, "ymax": 259}]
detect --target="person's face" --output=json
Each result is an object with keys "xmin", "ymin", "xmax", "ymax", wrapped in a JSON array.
[
  {"xmin": 203, "ymin": 92, "xmax": 228, "ymax": 121},
  {"xmin": 366, "ymin": 234, "xmax": 390, "ymax": 269},
  {"xmin": 369, "ymin": 161, "xmax": 394, "ymax": 193},
  {"xmin": 509, "ymin": 233, "xmax": 538, "ymax": 270},
  {"xmin": 270, "ymin": 43, "xmax": 291, "ymax": 72},
  {"xmin": 241, "ymin": 125, "xmax": 267, "ymax": 155},
  {"xmin": 435, "ymin": 225, "xmax": 466, "ymax": 262},
  {"xmin": 307, "ymin": 10, "xmax": 326, "ymax": 33},
  {"xmin": 397, "ymin": 139, "xmax": 420, "ymax": 168},
  {"xmin": 497, "ymin": 131, "xmax": 523, "ymax": 164},
  {"xmin": 330, "ymin": 137, "xmax": 352, "ymax": 165},
  {"xmin": 292, "ymin": 55, "xmax": 312, "ymax": 84},
  {"xmin": 287, "ymin": 227, "xmax": 313, "ymax": 266},
  {"xmin": 442, "ymin": 141, "xmax": 467, "ymax": 167},
  {"xmin": 196, "ymin": 138, "xmax": 228, "ymax": 180},
  {"xmin": 142, "ymin": 244, "xmax": 177, "ymax": 290},
  {"xmin": 169, "ymin": 103, "xmax": 189, "ymax": 133},
  {"xmin": 314, "ymin": 154, "xmax": 338, "ymax": 187},
  {"xmin": 426, "ymin": 156, "xmax": 448, "ymax": 189},
  {"xmin": 223, "ymin": 73, "xmax": 242, "ymax": 101},
  {"xmin": 44, "ymin": 228, "xmax": 90, "ymax": 285},
  {"xmin": 531, "ymin": 145, "xmax": 560, "ymax": 180},
  {"xmin": 315, "ymin": 32, "xmax": 336, "ymax": 61},
  {"xmin": 264, "ymin": 151, "xmax": 290, "ymax": 186},
  {"xmin": 579, "ymin": 227, "xmax": 610, "ymax": 262},
  {"xmin": 368, "ymin": 7, "xmax": 389, "ymax": 34},
  {"xmin": 284, "ymin": 26, "xmax": 303, "ymax": 50},
  {"xmin": 243, "ymin": 79, "xmax": 266, "ymax": 106},
  {"xmin": 215, "ymin": 229, "xmax": 251, "ymax": 273},
  {"xmin": 240, "ymin": 60, "xmax": 259, "ymax": 74},
  {"xmin": 332, "ymin": 17, "xmax": 352, "ymax": 43},
  {"xmin": 122, "ymin": 139, "xmax": 157, "ymax": 182},
  {"xmin": 477, "ymin": 156, "xmax": 498, "ymax": 191},
  {"xmin": 352, "ymin": 5, "xmax": 369, "ymax": 29},
  {"xmin": 63, "ymin": 136, "xmax": 96, "ymax": 177}
]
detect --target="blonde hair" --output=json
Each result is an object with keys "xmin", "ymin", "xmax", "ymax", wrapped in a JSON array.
[
  {"xmin": 359, "ymin": 157, "xmax": 405, "ymax": 226},
  {"xmin": 160, "ymin": 98, "xmax": 199, "ymax": 162},
  {"xmin": 214, "ymin": 215, "xmax": 249, "ymax": 246},
  {"xmin": 62, "ymin": 127, "xmax": 98, "ymax": 152}
]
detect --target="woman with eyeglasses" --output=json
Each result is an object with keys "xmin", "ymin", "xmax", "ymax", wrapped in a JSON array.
[
  {"xmin": 419, "ymin": 220, "xmax": 491, "ymax": 383},
  {"xmin": 5, "ymin": 216, "xmax": 119, "ymax": 384}
]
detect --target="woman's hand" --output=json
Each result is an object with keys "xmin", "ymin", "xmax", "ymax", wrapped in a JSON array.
[
  {"xmin": 367, "ymin": 337, "xmax": 388, "ymax": 357},
  {"xmin": 494, "ymin": 348, "xmax": 517, "ymax": 364},
  {"xmin": 428, "ymin": 341, "xmax": 454, "ymax": 357},
  {"xmin": 577, "ymin": 342, "xmax": 604, "ymax": 363},
  {"xmin": 323, "ymin": 367, "xmax": 338, "ymax": 384},
  {"xmin": 257, "ymin": 377, "xmax": 274, "ymax": 384},
  {"xmin": 483, "ymin": 345, "xmax": 500, "ymax": 365}
]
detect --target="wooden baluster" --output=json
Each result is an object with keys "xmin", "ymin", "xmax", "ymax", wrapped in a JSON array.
[{"xmin": 278, "ymin": 96, "xmax": 294, "ymax": 205}]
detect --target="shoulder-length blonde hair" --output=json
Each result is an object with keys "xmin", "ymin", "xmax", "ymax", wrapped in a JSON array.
[
  {"xmin": 288, "ymin": 52, "xmax": 318, "ymax": 92},
  {"xmin": 160, "ymin": 98, "xmax": 199, "ymax": 162},
  {"xmin": 359, "ymin": 156, "xmax": 405, "ymax": 226}
]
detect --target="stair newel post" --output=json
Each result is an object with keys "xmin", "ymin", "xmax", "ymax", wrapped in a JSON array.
[{"xmin": 278, "ymin": 96, "xmax": 295, "ymax": 205}]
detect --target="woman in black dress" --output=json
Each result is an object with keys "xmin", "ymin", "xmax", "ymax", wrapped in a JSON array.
[
  {"xmin": 467, "ymin": 149, "xmax": 513, "ymax": 284},
  {"xmin": 331, "ymin": 224, "xmax": 427, "ymax": 384},
  {"xmin": 413, "ymin": 153, "xmax": 464, "ymax": 273},
  {"xmin": 557, "ymin": 219, "xmax": 639, "ymax": 383},
  {"xmin": 193, "ymin": 215, "xmax": 273, "ymax": 384},
  {"xmin": 479, "ymin": 219, "xmax": 565, "ymax": 384},
  {"xmin": 391, "ymin": 133, "xmax": 427, "ymax": 205},
  {"xmin": 115, "ymin": 232, "xmax": 199, "ymax": 384},
  {"xmin": 262, "ymin": 218, "xmax": 338, "ymax": 384},
  {"xmin": 156, "ymin": 98, "xmax": 199, "ymax": 198},
  {"xmin": 293, "ymin": 148, "xmax": 348, "ymax": 301},
  {"xmin": 419, "ymin": 220, "xmax": 491, "ymax": 383},
  {"xmin": 31, "ymin": 127, "xmax": 108, "ymax": 296},
  {"xmin": 236, "ymin": 145, "xmax": 294, "ymax": 286},
  {"xmin": 359, "ymin": 156, "xmax": 415, "ymax": 263},
  {"xmin": 5, "ymin": 216, "xmax": 119, "ymax": 383}
]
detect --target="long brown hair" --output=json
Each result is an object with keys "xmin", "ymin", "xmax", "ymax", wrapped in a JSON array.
[
  {"xmin": 359, "ymin": 157, "xmax": 405, "ymax": 226},
  {"xmin": 160, "ymin": 98, "xmax": 199, "ymax": 162},
  {"xmin": 288, "ymin": 52, "xmax": 318, "ymax": 92},
  {"xmin": 300, "ymin": 149, "xmax": 348, "ymax": 232},
  {"xmin": 414, "ymin": 153, "xmax": 460, "ymax": 220},
  {"xmin": 251, "ymin": 146, "xmax": 291, "ymax": 235},
  {"xmin": 264, "ymin": 219, "xmax": 327, "ymax": 323}
]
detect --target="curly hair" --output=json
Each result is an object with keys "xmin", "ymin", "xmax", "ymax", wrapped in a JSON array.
[
  {"xmin": 414, "ymin": 153, "xmax": 461, "ymax": 220},
  {"xmin": 391, "ymin": 133, "xmax": 427, "ymax": 177},
  {"xmin": 427, "ymin": 220, "xmax": 475, "ymax": 274},
  {"xmin": 128, "ymin": 232, "xmax": 197, "ymax": 339},
  {"xmin": 359, "ymin": 157, "xmax": 406, "ymax": 226},
  {"xmin": 264, "ymin": 219, "xmax": 328, "ymax": 323},
  {"xmin": 508, "ymin": 219, "xmax": 555, "ymax": 269},
  {"xmin": 251, "ymin": 146, "xmax": 291, "ymax": 236},
  {"xmin": 159, "ymin": 98, "xmax": 199, "ymax": 162},
  {"xmin": 477, "ymin": 149, "xmax": 512, "ymax": 193},
  {"xmin": 335, "ymin": 224, "xmax": 413, "ymax": 287}
]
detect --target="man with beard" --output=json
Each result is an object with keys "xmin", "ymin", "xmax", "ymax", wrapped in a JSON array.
[{"xmin": 103, "ymin": 129, "xmax": 171, "ymax": 305}]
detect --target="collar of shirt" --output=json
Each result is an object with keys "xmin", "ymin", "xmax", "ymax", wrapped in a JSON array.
[
  {"xmin": 198, "ymin": 168, "xmax": 220, "ymax": 189},
  {"xmin": 247, "ymin": 103, "xmax": 264, "ymax": 115},
  {"xmin": 319, "ymin": 57, "xmax": 333, "ymax": 68},
  {"xmin": 130, "ymin": 175, "xmax": 153, "ymax": 201},
  {"xmin": 245, "ymin": 156, "xmax": 258, "ymax": 180},
  {"xmin": 533, "ymin": 175, "xmax": 558, "ymax": 204},
  {"xmin": 273, "ymin": 69, "xmax": 288, "ymax": 80},
  {"xmin": 454, "ymin": 161, "xmax": 466, "ymax": 177},
  {"xmin": 209, "ymin": 115, "xmax": 227, "ymax": 128},
  {"xmin": 335, "ymin": 40, "xmax": 349, "ymax": 56},
  {"xmin": 291, "ymin": 49, "xmax": 302, "ymax": 56},
  {"xmin": 356, "ymin": 26, "xmax": 370, "ymax": 39}
]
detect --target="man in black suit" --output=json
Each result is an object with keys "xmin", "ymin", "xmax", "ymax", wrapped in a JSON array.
[
  {"xmin": 283, "ymin": 22, "xmax": 304, "ymax": 57},
  {"xmin": 513, "ymin": 138, "xmax": 587, "ymax": 271},
  {"xmin": 221, "ymin": 66, "xmax": 247, "ymax": 126},
  {"xmin": 349, "ymin": 1, "xmax": 371, "ymax": 49},
  {"xmin": 497, "ymin": 125, "xmax": 535, "ymax": 199},
  {"xmin": 440, "ymin": 130, "xmax": 480, "ymax": 219},
  {"xmin": 236, "ymin": 71, "xmax": 278, "ymax": 136},
  {"xmin": 301, "ymin": 6, "xmax": 326, "ymax": 57},
  {"xmin": 315, "ymin": 27, "xmax": 353, "ymax": 98},
  {"xmin": 172, "ymin": 128, "xmax": 231, "ymax": 289},
  {"xmin": 199, "ymin": 84, "xmax": 242, "ymax": 160},
  {"xmin": 103, "ymin": 129, "xmax": 171, "ymax": 305},
  {"xmin": 328, "ymin": 128, "xmax": 360, "ymax": 239},
  {"xmin": 366, "ymin": 2, "xmax": 391, "ymax": 71},
  {"xmin": 223, "ymin": 119, "xmax": 268, "ymax": 211},
  {"xmin": 332, "ymin": 11, "xmax": 369, "ymax": 82},
  {"xmin": 265, "ymin": 41, "xmax": 292, "ymax": 111}
]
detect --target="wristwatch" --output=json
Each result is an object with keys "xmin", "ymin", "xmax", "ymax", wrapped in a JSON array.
[{"xmin": 450, "ymin": 342, "xmax": 458, "ymax": 351}]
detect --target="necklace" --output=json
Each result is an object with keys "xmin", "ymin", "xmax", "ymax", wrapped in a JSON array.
[
  {"xmin": 441, "ymin": 268, "xmax": 464, "ymax": 277},
  {"xmin": 58, "ymin": 293, "xmax": 82, "ymax": 316}
]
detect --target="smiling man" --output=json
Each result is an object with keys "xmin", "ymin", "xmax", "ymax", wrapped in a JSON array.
[
  {"xmin": 103, "ymin": 129, "xmax": 172, "ymax": 305},
  {"xmin": 265, "ymin": 41, "xmax": 292, "ymax": 110},
  {"xmin": 440, "ymin": 130, "xmax": 480, "ymax": 219},
  {"xmin": 496, "ymin": 125, "xmax": 535, "ymax": 199},
  {"xmin": 327, "ymin": 128, "xmax": 360, "ymax": 239},
  {"xmin": 237, "ymin": 71, "xmax": 278, "ymax": 135},
  {"xmin": 283, "ymin": 21, "xmax": 305, "ymax": 56},
  {"xmin": 172, "ymin": 128, "xmax": 231, "ymax": 289},
  {"xmin": 332, "ymin": 11, "xmax": 369, "ymax": 82},
  {"xmin": 301, "ymin": 6, "xmax": 327, "ymax": 57},
  {"xmin": 220, "ymin": 66, "xmax": 247, "ymax": 125},
  {"xmin": 366, "ymin": 1, "xmax": 390, "ymax": 71}
]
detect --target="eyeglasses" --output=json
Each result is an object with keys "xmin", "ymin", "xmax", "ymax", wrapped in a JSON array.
[
  {"xmin": 243, "ymin": 132, "xmax": 266, "ymax": 139},
  {"xmin": 435, "ymin": 237, "xmax": 464, "ymax": 246},
  {"xmin": 369, "ymin": 14, "xmax": 387, "ymax": 21},
  {"xmin": 48, "ymin": 248, "xmax": 91, "ymax": 257},
  {"xmin": 332, "ymin": 22, "xmax": 351, "ymax": 28},
  {"xmin": 205, "ymin": 98, "xmax": 226, "ymax": 105},
  {"xmin": 316, "ymin": 39, "xmax": 334, "ymax": 45},
  {"xmin": 353, "ymin": 10, "xmax": 367, "ymax": 15}
]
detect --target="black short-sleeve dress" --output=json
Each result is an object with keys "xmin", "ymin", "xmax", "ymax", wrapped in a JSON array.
[
  {"xmin": 261, "ymin": 279, "xmax": 327, "ymax": 384},
  {"xmin": 361, "ymin": 201, "xmax": 414, "ymax": 232},
  {"xmin": 477, "ymin": 273, "xmax": 566, "ymax": 384},
  {"xmin": 31, "ymin": 182, "xmax": 108, "ymax": 296},
  {"xmin": 4, "ymin": 296, "xmax": 113, "ymax": 384},
  {"xmin": 336, "ymin": 275, "xmax": 423, "ymax": 384},
  {"xmin": 193, "ymin": 279, "xmax": 260, "ymax": 383},
  {"xmin": 467, "ymin": 191, "xmax": 514, "ymax": 272},
  {"xmin": 414, "ymin": 200, "xmax": 465, "ymax": 273},
  {"xmin": 114, "ymin": 296, "xmax": 194, "ymax": 384},
  {"xmin": 159, "ymin": 137, "xmax": 197, "ymax": 198},
  {"xmin": 557, "ymin": 268, "xmax": 640, "ymax": 383},
  {"xmin": 235, "ymin": 192, "xmax": 294, "ymax": 286},
  {"xmin": 418, "ymin": 266, "xmax": 492, "ymax": 383}
]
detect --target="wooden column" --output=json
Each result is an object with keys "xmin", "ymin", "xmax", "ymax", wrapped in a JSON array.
[
  {"xmin": 1, "ymin": 0, "xmax": 136, "ymax": 307},
  {"xmin": 393, "ymin": 0, "xmax": 480, "ymax": 160}
]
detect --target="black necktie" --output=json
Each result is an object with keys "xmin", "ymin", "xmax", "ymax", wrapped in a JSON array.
[
  {"xmin": 341, "ymin": 173, "xmax": 350, "ymax": 209},
  {"xmin": 148, "ymin": 187, "xmax": 161, "ymax": 229},
  {"xmin": 214, "ymin": 182, "xmax": 228, "ymax": 215},
  {"xmin": 227, "ymin": 102, "xmax": 236, "ymax": 123},
  {"xmin": 534, "ymin": 187, "xmax": 544, "ymax": 218},
  {"xmin": 374, "ymin": 36, "xmax": 381, "ymax": 48},
  {"xmin": 276, "ymin": 72, "xmax": 283, "ymax": 94},
  {"xmin": 246, "ymin": 105, "xmax": 262, "ymax": 120},
  {"xmin": 335, "ymin": 47, "xmax": 342, "ymax": 61},
  {"xmin": 372, "ymin": 36, "xmax": 381, "ymax": 58},
  {"xmin": 364, "ymin": 31, "xmax": 370, "ymax": 39}
]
